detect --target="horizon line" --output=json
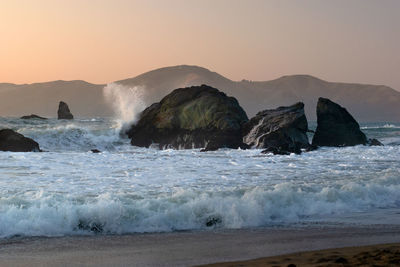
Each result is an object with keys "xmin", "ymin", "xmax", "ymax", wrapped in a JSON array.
[{"xmin": 0, "ymin": 64, "xmax": 396, "ymax": 91}]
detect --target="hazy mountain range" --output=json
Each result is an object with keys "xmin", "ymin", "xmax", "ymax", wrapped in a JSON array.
[{"xmin": 1, "ymin": 65, "xmax": 399, "ymax": 122}]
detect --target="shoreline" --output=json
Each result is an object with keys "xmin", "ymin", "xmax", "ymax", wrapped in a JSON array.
[
  {"xmin": 1, "ymin": 225, "xmax": 400, "ymax": 266},
  {"xmin": 202, "ymin": 243, "xmax": 400, "ymax": 266}
]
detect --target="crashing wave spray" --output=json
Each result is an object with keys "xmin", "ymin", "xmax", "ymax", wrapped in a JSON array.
[{"xmin": 103, "ymin": 83, "xmax": 147, "ymax": 133}]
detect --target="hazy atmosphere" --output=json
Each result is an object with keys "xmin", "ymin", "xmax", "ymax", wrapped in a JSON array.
[
  {"xmin": 1, "ymin": 0, "xmax": 399, "ymax": 90},
  {"xmin": 2, "ymin": 2, "xmax": 400, "ymax": 266}
]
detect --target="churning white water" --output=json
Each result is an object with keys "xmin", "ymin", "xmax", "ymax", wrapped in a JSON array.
[
  {"xmin": 103, "ymin": 83, "xmax": 147, "ymax": 131},
  {"xmin": 0, "ymin": 117, "xmax": 399, "ymax": 238}
]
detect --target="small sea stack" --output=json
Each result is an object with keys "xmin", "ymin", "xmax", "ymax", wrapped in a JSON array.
[
  {"xmin": 20, "ymin": 114, "xmax": 47, "ymax": 120},
  {"xmin": 58, "ymin": 101, "xmax": 74, "ymax": 120},
  {"xmin": 312, "ymin": 98, "xmax": 367, "ymax": 147},
  {"xmin": 0, "ymin": 129, "xmax": 41, "ymax": 152}
]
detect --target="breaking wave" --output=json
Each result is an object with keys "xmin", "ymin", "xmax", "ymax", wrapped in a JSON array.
[
  {"xmin": 1, "ymin": 179, "xmax": 400, "ymax": 238},
  {"xmin": 14, "ymin": 119, "xmax": 126, "ymax": 152}
]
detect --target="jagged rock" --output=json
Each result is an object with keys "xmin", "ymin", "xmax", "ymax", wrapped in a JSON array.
[
  {"xmin": 242, "ymin": 102, "xmax": 310, "ymax": 154},
  {"xmin": 312, "ymin": 98, "xmax": 367, "ymax": 147},
  {"xmin": 0, "ymin": 129, "xmax": 41, "ymax": 152},
  {"xmin": 57, "ymin": 101, "xmax": 74, "ymax": 120},
  {"xmin": 368, "ymin": 138, "xmax": 384, "ymax": 146},
  {"xmin": 20, "ymin": 114, "xmax": 47, "ymax": 120},
  {"xmin": 127, "ymin": 85, "xmax": 248, "ymax": 150}
]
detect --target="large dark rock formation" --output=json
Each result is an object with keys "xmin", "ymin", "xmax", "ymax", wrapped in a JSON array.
[
  {"xmin": 57, "ymin": 101, "xmax": 74, "ymax": 120},
  {"xmin": 242, "ymin": 102, "xmax": 310, "ymax": 154},
  {"xmin": 0, "ymin": 129, "xmax": 41, "ymax": 152},
  {"xmin": 20, "ymin": 114, "xmax": 47, "ymax": 120},
  {"xmin": 312, "ymin": 98, "xmax": 367, "ymax": 147},
  {"xmin": 127, "ymin": 85, "xmax": 248, "ymax": 150}
]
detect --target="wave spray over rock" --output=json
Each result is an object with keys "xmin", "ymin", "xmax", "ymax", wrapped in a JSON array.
[{"xmin": 103, "ymin": 83, "xmax": 147, "ymax": 132}]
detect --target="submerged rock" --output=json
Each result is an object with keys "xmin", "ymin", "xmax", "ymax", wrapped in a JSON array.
[
  {"xmin": 77, "ymin": 220, "xmax": 103, "ymax": 233},
  {"xmin": 0, "ymin": 129, "xmax": 41, "ymax": 152},
  {"xmin": 57, "ymin": 101, "xmax": 74, "ymax": 120},
  {"xmin": 242, "ymin": 102, "xmax": 310, "ymax": 154},
  {"xmin": 20, "ymin": 114, "xmax": 47, "ymax": 120},
  {"xmin": 312, "ymin": 98, "xmax": 367, "ymax": 147},
  {"xmin": 127, "ymin": 85, "xmax": 248, "ymax": 150},
  {"xmin": 205, "ymin": 216, "xmax": 222, "ymax": 227},
  {"xmin": 261, "ymin": 147, "xmax": 291, "ymax": 155}
]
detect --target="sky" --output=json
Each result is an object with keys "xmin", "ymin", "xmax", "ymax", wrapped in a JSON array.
[{"xmin": 1, "ymin": 0, "xmax": 399, "ymax": 90}]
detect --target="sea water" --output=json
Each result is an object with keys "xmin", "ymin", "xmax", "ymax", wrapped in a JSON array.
[{"xmin": 0, "ymin": 118, "xmax": 399, "ymax": 238}]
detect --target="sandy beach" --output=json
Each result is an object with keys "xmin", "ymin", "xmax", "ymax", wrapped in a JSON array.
[
  {"xmin": 1, "ymin": 225, "xmax": 400, "ymax": 266},
  {"xmin": 204, "ymin": 243, "xmax": 400, "ymax": 266}
]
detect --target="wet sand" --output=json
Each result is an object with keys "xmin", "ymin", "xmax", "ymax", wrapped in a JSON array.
[
  {"xmin": 203, "ymin": 243, "xmax": 400, "ymax": 266},
  {"xmin": 1, "ymin": 225, "xmax": 400, "ymax": 266}
]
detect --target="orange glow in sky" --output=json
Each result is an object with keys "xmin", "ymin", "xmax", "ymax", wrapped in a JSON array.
[{"xmin": 1, "ymin": 0, "xmax": 399, "ymax": 90}]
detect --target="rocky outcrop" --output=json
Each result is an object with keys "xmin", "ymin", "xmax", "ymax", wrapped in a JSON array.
[
  {"xmin": 127, "ymin": 85, "xmax": 248, "ymax": 150},
  {"xmin": 57, "ymin": 101, "xmax": 74, "ymax": 120},
  {"xmin": 312, "ymin": 98, "xmax": 367, "ymax": 147},
  {"xmin": 367, "ymin": 138, "xmax": 384, "ymax": 146},
  {"xmin": 20, "ymin": 114, "xmax": 47, "ymax": 120},
  {"xmin": 242, "ymin": 102, "xmax": 310, "ymax": 154},
  {"xmin": 0, "ymin": 129, "xmax": 41, "ymax": 152}
]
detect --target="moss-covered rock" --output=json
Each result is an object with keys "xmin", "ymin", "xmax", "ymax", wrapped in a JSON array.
[{"xmin": 127, "ymin": 85, "xmax": 248, "ymax": 150}]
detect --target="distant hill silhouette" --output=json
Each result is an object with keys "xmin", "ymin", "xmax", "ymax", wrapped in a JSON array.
[
  {"xmin": 0, "ymin": 80, "xmax": 108, "ymax": 117},
  {"xmin": 1, "ymin": 65, "xmax": 399, "ymax": 122}
]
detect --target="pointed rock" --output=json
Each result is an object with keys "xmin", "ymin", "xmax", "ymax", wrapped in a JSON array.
[
  {"xmin": 57, "ymin": 101, "xmax": 74, "ymax": 120},
  {"xmin": 242, "ymin": 102, "xmax": 310, "ymax": 154},
  {"xmin": 312, "ymin": 98, "xmax": 367, "ymax": 147}
]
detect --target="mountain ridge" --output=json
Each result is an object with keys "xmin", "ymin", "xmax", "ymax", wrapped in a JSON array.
[{"xmin": 1, "ymin": 65, "xmax": 399, "ymax": 122}]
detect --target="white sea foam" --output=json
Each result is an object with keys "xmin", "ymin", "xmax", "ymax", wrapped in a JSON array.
[
  {"xmin": 1, "ymin": 172, "xmax": 400, "ymax": 238},
  {"xmin": 0, "ymin": 118, "xmax": 400, "ymax": 238},
  {"xmin": 14, "ymin": 119, "xmax": 125, "ymax": 151},
  {"xmin": 361, "ymin": 124, "xmax": 400, "ymax": 129}
]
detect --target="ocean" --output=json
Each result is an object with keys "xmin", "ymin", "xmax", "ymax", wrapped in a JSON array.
[{"xmin": 0, "ymin": 117, "xmax": 399, "ymax": 238}]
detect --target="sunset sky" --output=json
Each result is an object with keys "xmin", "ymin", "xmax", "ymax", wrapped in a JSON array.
[{"xmin": 1, "ymin": 0, "xmax": 399, "ymax": 90}]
